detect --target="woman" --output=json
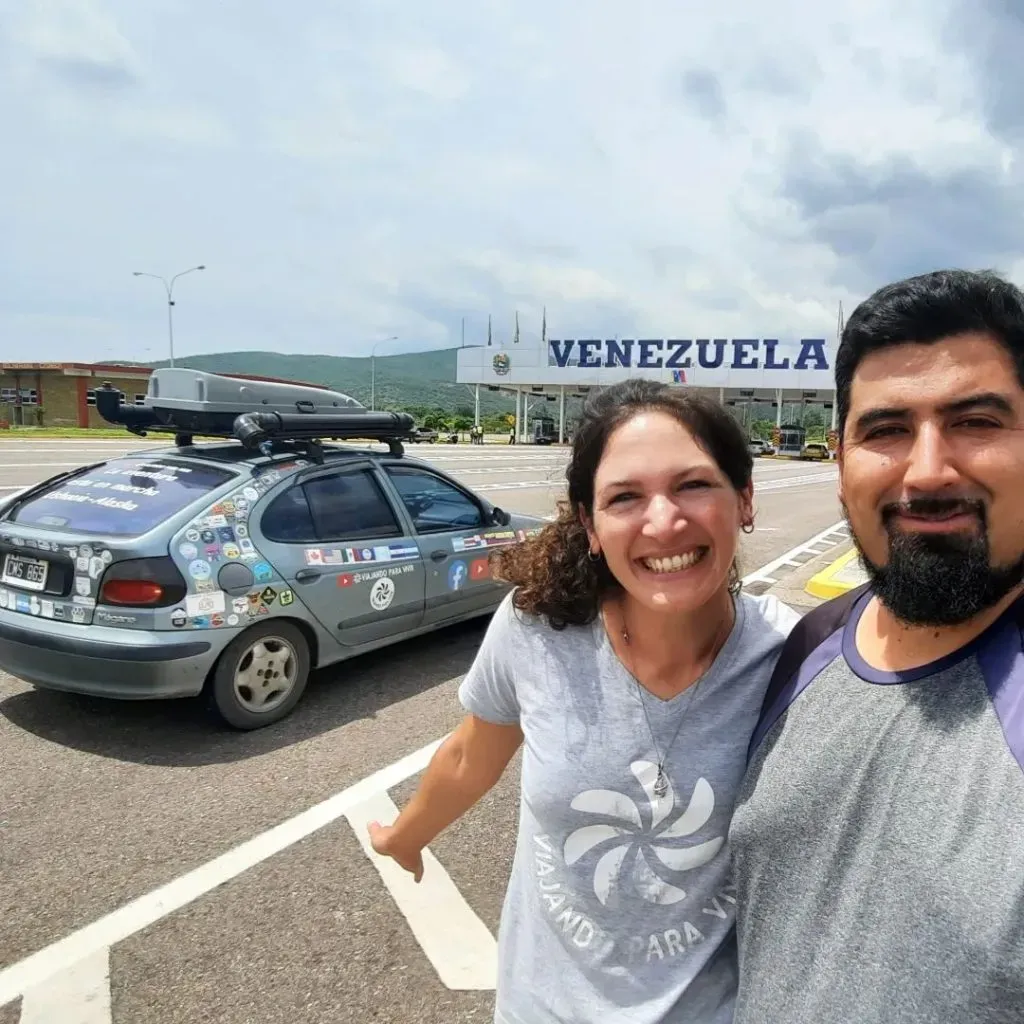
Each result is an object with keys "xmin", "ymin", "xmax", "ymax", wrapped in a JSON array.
[{"xmin": 369, "ymin": 379, "xmax": 800, "ymax": 1023}]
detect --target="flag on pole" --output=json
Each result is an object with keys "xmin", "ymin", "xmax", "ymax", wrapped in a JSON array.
[
  {"xmin": 514, "ymin": 310, "xmax": 520, "ymax": 344},
  {"xmin": 541, "ymin": 306, "xmax": 547, "ymax": 344},
  {"xmin": 487, "ymin": 314, "xmax": 492, "ymax": 346}
]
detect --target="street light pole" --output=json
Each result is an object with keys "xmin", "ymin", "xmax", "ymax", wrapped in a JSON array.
[
  {"xmin": 370, "ymin": 335, "xmax": 398, "ymax": 410},
  {"xmin": 133, "ymin": 265, "xmax": 206, "ymax": 366}
]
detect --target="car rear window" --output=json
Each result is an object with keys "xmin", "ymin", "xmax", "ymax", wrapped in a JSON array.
[{"xmin": 10, "ymin": 457, "xmax": 235, "ymax": 537}]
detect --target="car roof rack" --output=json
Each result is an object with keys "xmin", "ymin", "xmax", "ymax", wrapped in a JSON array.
[{"xmin": 94, "ymin": 368, "xmax": 416, "ymax": 460}]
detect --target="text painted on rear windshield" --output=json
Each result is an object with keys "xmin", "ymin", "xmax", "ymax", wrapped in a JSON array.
[{"xmin": 13, "ymin": 459, "xmax": 234, "ymax": 537}]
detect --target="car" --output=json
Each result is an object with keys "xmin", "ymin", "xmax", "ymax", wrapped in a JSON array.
[
  {"xmin": 0, "ymin": 370, "xmax": 546, "ymax": 730},
  {"xmin": 801, "ymin": 442, "xmax": 832, "ymax": 461},
  {"xmin": 408, "ymin": 427, "xmax": 439, "ymax": 443},
  {"xmin": 748, "ymin": 438, "xmax": 774, "ymax": 456}
]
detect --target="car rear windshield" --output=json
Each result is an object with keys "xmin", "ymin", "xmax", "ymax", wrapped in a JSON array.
[{"xmin": 9, "ymin": 457, "xmax": 235, "ymax": 537}]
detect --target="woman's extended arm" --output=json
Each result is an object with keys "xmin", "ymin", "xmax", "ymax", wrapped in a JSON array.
[{"xmin": 367, "ymin": 712, "xmax": 523, "ymax": 881}]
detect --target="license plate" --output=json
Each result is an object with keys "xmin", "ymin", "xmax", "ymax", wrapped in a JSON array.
[{"xmin": 1, "ymin": 553, "xmax": 49, "ymax": 592}]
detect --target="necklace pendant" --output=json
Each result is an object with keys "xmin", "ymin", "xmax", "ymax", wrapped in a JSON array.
[{"xmin": 653, "ymin": 767, "xmax": 669, "ymax": 798}]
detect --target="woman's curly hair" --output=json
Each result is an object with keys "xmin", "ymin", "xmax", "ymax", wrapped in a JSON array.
[{"xmin": 490, "ymin": 378, "xmax": 753, "ymax": 630}]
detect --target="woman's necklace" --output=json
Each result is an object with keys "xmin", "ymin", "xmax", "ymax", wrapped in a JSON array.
[{"xmin": 613, "ymin": 603, "xmax": 732, "ymax": 799}]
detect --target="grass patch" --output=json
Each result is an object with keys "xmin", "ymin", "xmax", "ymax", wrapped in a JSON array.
[{"xmin": 0, "ymin": 427, "xmax": 131, "ymax": 438}]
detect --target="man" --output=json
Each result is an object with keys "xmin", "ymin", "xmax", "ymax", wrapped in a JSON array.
[{"xmin": 730, "ymin": 269, "xmax": 1024, "ymax": 1023}]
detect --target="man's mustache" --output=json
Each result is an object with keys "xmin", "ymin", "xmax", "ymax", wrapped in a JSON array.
[{"xmin": 881, "ymin": 496, "xmax": 987, "ymax": 524}]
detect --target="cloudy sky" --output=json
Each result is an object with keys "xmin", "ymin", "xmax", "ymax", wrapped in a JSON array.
[{"xmin": 1, "ymin": 0, "xmax": 1020, "ymax": 363}]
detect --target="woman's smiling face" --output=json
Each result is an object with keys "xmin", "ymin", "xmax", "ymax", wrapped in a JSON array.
[{"xmin": 587, "ymin": 410, "xmax": 752, "ymax": 613}]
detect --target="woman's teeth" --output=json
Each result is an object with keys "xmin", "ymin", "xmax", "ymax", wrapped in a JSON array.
[{"xmin": 641, "ymin": 549, "xmax": 707, "ymax": 574}]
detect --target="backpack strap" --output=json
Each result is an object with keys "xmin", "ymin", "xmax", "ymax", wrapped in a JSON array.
[{"xmin": 748, "ymin": 582, "xmax": 871, "ymax": 761}]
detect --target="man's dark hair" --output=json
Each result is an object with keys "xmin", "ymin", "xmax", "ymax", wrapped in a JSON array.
[{"xmin": 835, "ymin": 269, "xmax": 1024, "ymax": 437}]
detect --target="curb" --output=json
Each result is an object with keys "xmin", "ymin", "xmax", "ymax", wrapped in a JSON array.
[{"xmin": 805, "ymin": 547, "xmax": 868, "ymax": 600}]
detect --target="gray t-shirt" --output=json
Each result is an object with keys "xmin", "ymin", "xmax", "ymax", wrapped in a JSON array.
[
  {"xmin": 459, "ymin": 589, "xmax": 800, "ymax": 1024},
  {"xmin": 730, "ymin": 586, "xmax": 1024, "ymax": 1024}
]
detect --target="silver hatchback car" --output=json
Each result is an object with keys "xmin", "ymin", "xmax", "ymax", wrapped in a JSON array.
[{"xmin": 0, "ymin": 370, "xmax": 545, "ymax": 729}]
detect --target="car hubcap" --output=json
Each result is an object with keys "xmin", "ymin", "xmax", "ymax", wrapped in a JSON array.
[{"xmin": 233, "ymin": 637, "xmax": 298, "ymax": 713}]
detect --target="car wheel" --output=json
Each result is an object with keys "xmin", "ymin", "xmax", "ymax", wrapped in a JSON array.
[{"xmin": 208, "ymin": 620, "xmax": 310, "ymax": 730}]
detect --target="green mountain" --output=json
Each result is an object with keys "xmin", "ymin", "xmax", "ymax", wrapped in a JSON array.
[{"xmin": 142, "ymin": 348, "xmax": 517, "ymax": 419}]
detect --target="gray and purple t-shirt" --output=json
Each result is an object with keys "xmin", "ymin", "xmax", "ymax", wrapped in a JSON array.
[
  {"xmin": 730, "ymin": 584, "xmax": 1024, "ymax": 1023},
  {"xmin": 459, "ymin": 589, "xmax": 800, "ymax": 1024}
]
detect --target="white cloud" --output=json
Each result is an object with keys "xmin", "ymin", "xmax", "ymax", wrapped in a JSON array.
[{"xmin": 0, "ymin": 0, "xmax": 1018, "ymax": 362}]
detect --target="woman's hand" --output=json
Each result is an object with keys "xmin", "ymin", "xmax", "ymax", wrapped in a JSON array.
[{"xmin": 368, "ymin": 821, "xmax": 425, "ymax": 883}]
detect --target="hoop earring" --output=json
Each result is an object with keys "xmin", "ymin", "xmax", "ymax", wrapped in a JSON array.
[
  {"xmin": 588, "ymin": 549, "xmax": 601, "ymax": 562},
  {"xmin": 741, "ymin": 521, "xmax": 755, "ymax": 534}
]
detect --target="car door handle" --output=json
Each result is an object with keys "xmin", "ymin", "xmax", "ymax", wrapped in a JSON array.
[
  {"xmin": 429, "ymin": 550, "xmax": 448, "ymax": 562},
  {"xmin": 295, "ymin": 568, "xmax": 322, "ymax": 582}
]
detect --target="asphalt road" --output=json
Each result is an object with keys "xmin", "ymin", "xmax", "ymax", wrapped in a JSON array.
[{"xmin": 0, "ymin": 438, "xmax": 843, "ymax": 1024}]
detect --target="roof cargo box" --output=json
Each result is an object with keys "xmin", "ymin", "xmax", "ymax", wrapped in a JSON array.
[
  {"xmin": 146, "ymin": 368, "xmax": 364, "ymax": 416},
  {"xmin": 94, "ymin": 369, "xmax": 415, "ymax": 450}
]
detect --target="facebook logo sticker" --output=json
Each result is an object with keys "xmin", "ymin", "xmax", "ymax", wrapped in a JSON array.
[{"xmin": 448, "ymin": 560, "xmax": 467, "ymax": 591}]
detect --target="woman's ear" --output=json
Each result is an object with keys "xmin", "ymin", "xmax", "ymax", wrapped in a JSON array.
[
  {"xmin": 579, "ymin": 504, "xmax": 599, "ymax": 556},
  {"xmin": 739, "ymin": 484, "xmax": 755, "ymax": 530}
]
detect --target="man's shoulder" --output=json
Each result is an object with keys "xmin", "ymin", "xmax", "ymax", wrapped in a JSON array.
[
  {"xmin": 746, "ymin": 583, "xmax": 870, "ymax": 759},
  {"xmin": 781, "ymin": 583, "xmax": 870, "ymax": 668}
]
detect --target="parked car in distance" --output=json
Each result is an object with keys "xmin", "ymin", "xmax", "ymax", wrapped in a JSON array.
[
  {"xmin": 409, "ymin": 427, "xmax": 439, "ymax": 443},
  {"xmin": 801, "ymin": 442, "xmax": 832, "ymax": 460},
  {"xmin": 0, "ymin": 370, "xmax": 545, "ymax": 730},
  {"xmin": 748, "ymin": 438, "xmax": 774, "ymax": 456}
]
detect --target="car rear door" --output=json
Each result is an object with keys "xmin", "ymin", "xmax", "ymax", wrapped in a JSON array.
[
  {"xmin": 254, "ymin": 462, "xmax": 426, "ymax": 647},
  {"xmin": 378, "ymin": 464, "xmax": 509, "ymax": 625}
]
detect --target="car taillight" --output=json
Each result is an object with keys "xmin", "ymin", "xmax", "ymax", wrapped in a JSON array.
[
  {"xmin": 98, "ymin": 557, "xmax": 187, "ymax": 608},
  {"xmin": 102, "ymin": 579, "xmax": 165, "ymax": 606}
]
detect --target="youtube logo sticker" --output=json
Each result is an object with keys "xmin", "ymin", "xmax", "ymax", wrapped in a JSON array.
[{"xmin": 470, "ymin": 558, "xmax": 490, "ymax": 581}]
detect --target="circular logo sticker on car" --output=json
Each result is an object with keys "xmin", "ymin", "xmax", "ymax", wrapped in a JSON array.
[
  {"xmin": 370, "ymin": 576, "xmax": 395, "ymax": 611},
  {"xmin": 189, "ymin": 559, "xmax": 211, "ymax": 580}
]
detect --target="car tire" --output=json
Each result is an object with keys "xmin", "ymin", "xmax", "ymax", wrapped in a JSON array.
[{"xmin": 207, "ymin": 620, "xmax": 310, "ymax": 730}]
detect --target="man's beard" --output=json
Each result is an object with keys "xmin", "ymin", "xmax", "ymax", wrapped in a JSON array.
[{"xmin": 846, "ymin": 496, "xmax": 1024, "ymax": 626}]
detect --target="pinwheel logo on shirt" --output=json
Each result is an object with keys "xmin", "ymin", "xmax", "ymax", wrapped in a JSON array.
[{"xmin": 562, "ymin": 761, "xmax": 724, "ymax": 906}]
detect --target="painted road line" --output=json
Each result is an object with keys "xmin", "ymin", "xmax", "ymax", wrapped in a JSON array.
[
  {"xmin": 0, "ymin": 737, "xmax": 445, "ymax": 1007},
  {"xmin": 344, "ymin": 792, "xmax": 498, "ymax": 991},
  {"xmin": 0, "ymin": 462, "xmax": 92, "ymax": 469},
  {"xmin": 741, "ymin": 520, "xmax": 850, "ymax": 591},
  {"xmin": 805, "ymin": 545, "xmax": 866, "ymax": 600},
  {"xmin": 19, "ymin": 949, "xmax": 111, "ymax": 1024},
  {"xmin": 482, "ymin": 471, "xmax": 838, "ymax": 495},
  {"xmin": 754, "ymin": 471, "xmax": 836, "ymax": 492}
]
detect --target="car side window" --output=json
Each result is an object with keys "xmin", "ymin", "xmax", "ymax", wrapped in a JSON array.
[
  {"xmin": 261, "ymin": 485, "xmax": 317, "ymax": 543},
  {"xmin": 261, "ymin": 469, "xmax": 402, "ymax": 543},
  {"xmin": 384, "ymin": 467, "xmax": 483, "ymax": 533},
  {"xmin": 304, "ymin": 469, "xmax": 402, "ymax": 541}
]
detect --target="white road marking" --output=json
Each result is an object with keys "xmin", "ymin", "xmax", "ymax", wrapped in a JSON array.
[
  {"xmin": 0, "ymin": 462, "xmax": 90, "ymax": 469},
  {"xmin": 741, "ymin": 520, "xmax": 850, "ymax": 588},
  {"xmin": 344, "ymin": 792, "xmax": 497, "ymax": 991},
  {"xmin": 478, "ymin": 470, "xmax": 837, "ymax": 495},
  {"xmin": 0, "ymin": 737, "xmax": 444, "ymax": 1007},
  {"xmin": 0, "ymin": 520, "xmax": 851, "ymax": 1010},
  {"xmin": 19, "ymin": 949, "xmax": 111, "ymax": 1024}
]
